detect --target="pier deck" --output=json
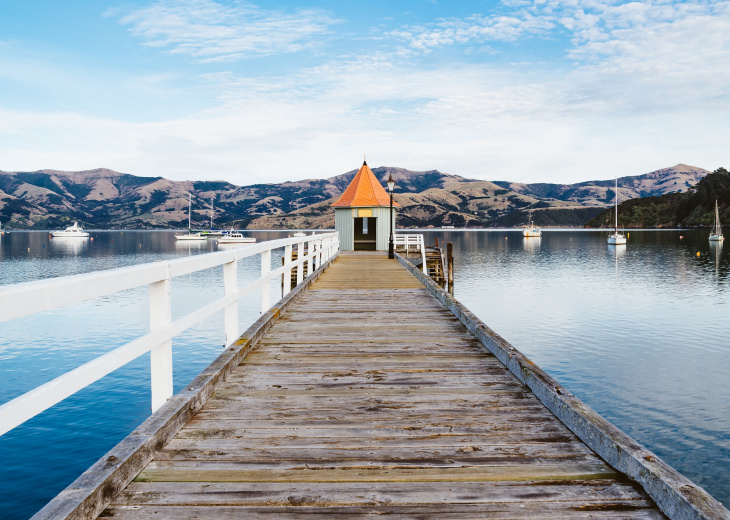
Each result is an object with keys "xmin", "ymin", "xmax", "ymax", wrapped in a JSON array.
[{"xmin": 101, "ymin": 252, "xmax": 664, "ymax": 518}]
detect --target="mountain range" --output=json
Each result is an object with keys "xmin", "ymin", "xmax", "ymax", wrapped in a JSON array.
[{"xmin": 0, "ymin": 164, "xmax": 709, "ymax": 229}]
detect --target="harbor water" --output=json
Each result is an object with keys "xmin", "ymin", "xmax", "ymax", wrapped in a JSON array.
[{"xmin": 1, "ymin": 229, "xmax": 729, "ymax": 517}]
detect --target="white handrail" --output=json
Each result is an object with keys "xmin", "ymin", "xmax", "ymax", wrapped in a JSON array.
[
  {"xmin": 0, "ymin": 232, "xmax": 339, "ymax": 436},
  {"xmin": 394, "ymin": 234, "xmax": 427, "ymax": 273}
]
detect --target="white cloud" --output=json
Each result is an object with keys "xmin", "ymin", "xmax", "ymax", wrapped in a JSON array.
[
  {"xmin": 114, "ymin": 0, "xmax": 339, "ymax": 62},
  {"xmin": 2, "ymin": 1, "xmax": 729, "ymax": 185},
  {"xmin": 388, "ymin": 13, "xmax": 555, "ymax": 51}
]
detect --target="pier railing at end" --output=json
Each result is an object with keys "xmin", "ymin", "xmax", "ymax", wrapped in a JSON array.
[{"xmin": 0, "ymin": 232, "xmax": 339, "ymax": 437}]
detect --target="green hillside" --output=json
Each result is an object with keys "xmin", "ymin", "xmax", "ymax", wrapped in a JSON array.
[{"xmin": 586, "ymin": 168, "xmax": 730, "ymax": 228}]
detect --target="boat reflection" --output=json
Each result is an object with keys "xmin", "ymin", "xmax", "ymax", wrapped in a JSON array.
[
  {"xmin": 50, "ymin": 236, "xmax": 89, "ymax": 255},
  {"xmin": 710, "ymin": 240, "xmax": 723, "ymax": 281},
  {"xmin": 522, "ymin": 236, "xmax": 541, "ymax": 252}
]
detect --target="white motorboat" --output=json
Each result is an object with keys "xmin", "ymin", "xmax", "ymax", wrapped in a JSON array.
[
  {"xmin": 709, "ymin": 200, "xmax": 724, "ymax": 242},
  {"xmin": 176, "ymin": 194, "xmax": 206, "ymax": 241},
  {"xmin": 51, "ymin": 221, "xmax": 89, "ymax": 237},
  {"xmin": 607, "ymin": 177, "xmax": 626, "ymax": 245},
  {"xmin": 522, "ymin": 210, "xmax": 542, "ymax": 237},
  {"xmin": 218, "ymin": 228, "xmax": 256, "ymax": 244}
]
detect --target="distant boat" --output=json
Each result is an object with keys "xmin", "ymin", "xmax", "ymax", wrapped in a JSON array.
[
  {"xmin": 607, "ymin": 177, "xmax": 626, "ymax": 245},
  {"xmin": 51, "ymin": 221, "xmax": 89, "ymax": 238},
  {"xmin": 175, "ymin": 194, "xmax": 206, "ymax": 241},
  {"xmin": 522, "ymin": 210, "xmax": 542, "ymax": 237},
  {"xmin": 709, "ymin": 200, "xmax": 724, "ymax": 242},
  {"xmin": 0, "ymin": 221, "xmax": 5, "ymax": 235},
  {"xmin": 218, "ymin": 228, "xmax": 256, "ymax": 244}
]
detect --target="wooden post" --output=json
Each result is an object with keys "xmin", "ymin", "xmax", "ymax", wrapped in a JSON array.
[
  {"xmin": 149, "ymin": 276, "xmax": 172, "ymax": 412},
  {"xmin": 447, "ymin": 242, "xmax": 454, "ymax": 295},
  {"xmin": 223, "ymin": 259, "xmax": 238, "ymax": 346}
]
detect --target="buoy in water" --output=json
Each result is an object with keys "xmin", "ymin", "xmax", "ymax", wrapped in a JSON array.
[
  {"xmin": 697, "ymin": 252, "xmax": 701, "ymax": 257},
  {"xmin": 679, "ymin": 235, "xmax": 684, "ymax": 239}
]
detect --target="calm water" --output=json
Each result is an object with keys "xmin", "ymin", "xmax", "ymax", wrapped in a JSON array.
[{"xmin": 1, "ymin": 229, "xmax": 729, "ymax": 517}]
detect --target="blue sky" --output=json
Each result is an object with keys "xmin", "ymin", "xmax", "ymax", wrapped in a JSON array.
[{"xmin": 1, "ymin": 0, "xmax": 729, "ymax": 185}]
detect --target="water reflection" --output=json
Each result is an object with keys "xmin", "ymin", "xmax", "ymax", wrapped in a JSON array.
[
  {"xmin": 710, "ymin": 241, "xmax": 723, "ymax": 282},
  {"xmin": 522, "ymin": 236, "xmax": 541, "ymax": 253},
  {"xmin": 50, "ymin": 237, "xmax": 89, "ymax": 255}
]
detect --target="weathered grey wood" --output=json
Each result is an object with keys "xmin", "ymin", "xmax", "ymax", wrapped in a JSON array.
[
  {"xmin": 90, "ymin": 252, "xmax": 676, "ymax": 519},
  {"xmin": 396, "ymin": 253, "xmax": 730, "ymax": 520},
  {"xmin": 29, "ymin": 253, "xmax": 340, "ymax": 520},
  {"xmin": 43, "ymin": 251, "xmax": 723, "ymax": 519}
]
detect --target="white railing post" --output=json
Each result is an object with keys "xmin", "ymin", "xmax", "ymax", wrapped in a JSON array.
[
  {"xmin": 296, "ymin": 240, "xmax": 304, "ymax": 286},
  {"xmin": 317, "ymin": 237, "xmax": 323, "ymax": 268},
  {"xmin": 223, "ymin": 259, "xmax": 238, "ymax": 346},
  {"xmin": 260, "ymin": 249, "xmax": 271, "ymax": 313},
  {"xmin": 283, "ymin": 244, "xmax": 292, "ymax": 296},
  {"xmin": 149, "ymin": 275, "xmax": 172, "ymax": 412},
  {"xmin": 307, "ymin": 238, "xmax": 314, "ymax": 276}
]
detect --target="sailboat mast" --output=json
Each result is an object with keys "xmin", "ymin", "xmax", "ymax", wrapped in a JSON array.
[
  {"xmin": 614, "ymin": 177, "xmax": 619, "ymax": 233},
  {"xmin": 210, "ymin": 197, "xmax": 214, "ymax": 230},
  {"xmin": 716, "ymin": 200, "xmax": 721, "ymax": 235},
  {"xmin": 188, "ymin": 193, "xmax": 192, "ymax": 232}
]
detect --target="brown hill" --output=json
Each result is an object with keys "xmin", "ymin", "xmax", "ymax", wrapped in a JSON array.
[{"xmin": 0, "ymin": 164, "xmax": 710, "ymax": 229}]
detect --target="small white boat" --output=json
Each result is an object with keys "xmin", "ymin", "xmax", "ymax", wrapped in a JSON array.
[
  {"xmin": 522, "ymin": 210, "xmax": 542, "ymax": 237},
  {"xmin": 292, "ymin": 231, "xmax": 307, "ymax": 237},
  {"xmin": 709, "ymin": 200, "xmax": 724, "ymax": 242},
  {"xmin": 51, "ymin": 221, "xmax": 89, "ymax": 237},
  {"xmin": 176, "ymin": 194, "xmax": 206, "ymax": 241},
  {"xmin": 608, "ymin": 177, "xmax": 626, "ymax": 245},
  {"xmin": 218, "ymin": 228, "xmax": 256, "ymax": 244}
]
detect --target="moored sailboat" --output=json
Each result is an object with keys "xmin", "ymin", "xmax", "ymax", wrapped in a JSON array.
[
  {"xmin": 522, "ymin": 210, "xmax": 542, "ymax": 237},
  {"xmin": 709, "ymin": 200, "xmax": 724, "ymax": 242},
  {"xmin": 607, "ymin": 177, "xmax": 626, "ymax": 245},
  {"xmin": 175, "ymin": 194, "xmax": 206, "ymax": 241}
]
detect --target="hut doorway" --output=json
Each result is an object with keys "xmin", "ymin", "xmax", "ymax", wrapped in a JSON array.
[{"xmin": 354, "ymin": 217, "xmax": 377, "ymax": 250}]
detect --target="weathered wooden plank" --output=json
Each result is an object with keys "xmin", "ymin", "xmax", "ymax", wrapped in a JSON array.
[
  {"xmin": 114, "ymin": 480, "xmax": 651, "ymax": 505},
  {"xmin": 134, "ymin": 463, "xmax": 619, "ymax": 483},
  {"xmin": 156, "ymin": 439, "xmax": 599, "ymax": 462},
  {"xmin": 102, "ymin": 504, "xmax": 667, "ymax": 520}
]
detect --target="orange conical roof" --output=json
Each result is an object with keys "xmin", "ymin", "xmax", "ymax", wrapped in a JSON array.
[{"xmin": 332, "ymin": 161, "xmax": 400, "ymax": 207}]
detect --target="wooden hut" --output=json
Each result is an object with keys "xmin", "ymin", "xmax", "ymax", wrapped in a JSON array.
[{"xmin": 332, "ymin": 161, "xmax": 399, "ymax": 251}]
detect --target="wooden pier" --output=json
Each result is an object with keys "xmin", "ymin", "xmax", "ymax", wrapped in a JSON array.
[{"xmin": 35, "ymin": 252, "xmax": 730, "ymax": 519}]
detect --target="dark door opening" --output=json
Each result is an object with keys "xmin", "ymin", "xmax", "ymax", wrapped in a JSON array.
[{"xmin": 353, "ymin": 217, "xmax": 377, "ymax": 250}]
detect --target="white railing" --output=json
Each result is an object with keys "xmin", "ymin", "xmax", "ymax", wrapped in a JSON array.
[
  {"xmin": 394, "ymin": 234, "xmax": 427, "ymax": 272},
  {"xmin": 0, "ymin": 232, "xmax": 339, "ymax": 437}
]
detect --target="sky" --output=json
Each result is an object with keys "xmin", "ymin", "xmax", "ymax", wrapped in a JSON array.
[{"xmin": 1, "ymin": 0, "xmax": 729, "ymax": 186}]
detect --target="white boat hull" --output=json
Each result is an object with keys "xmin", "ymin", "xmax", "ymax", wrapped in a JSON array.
[
  {"xmin": 709, "ymin": 234, "xmax": 724, "ymax": 242},
  {"xmin": 522, "ymin": 229, "xmax": 542, "ymax": 237},
  {"xmin": 50, "ymin": 232, "xmax": 89, "ymax": 237},
  {"xmin": 608, "ymin": 234, "xmax": 626, "ymax": 245},
  {"xmin": 51, "ymin": 221, "xmax": 89, "ymax": 237},
  {"xmin": 175, "ymin": 234, "xmax": 206, "ymax": 241},
  {"xmin": 218, "ymin": 237, "xmax": 256, "ymax": 244}
]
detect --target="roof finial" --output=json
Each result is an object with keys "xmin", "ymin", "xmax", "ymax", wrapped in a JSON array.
[{"xmin": 363, "ymin": 153, "xmax": 367, "ymax": 166}]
